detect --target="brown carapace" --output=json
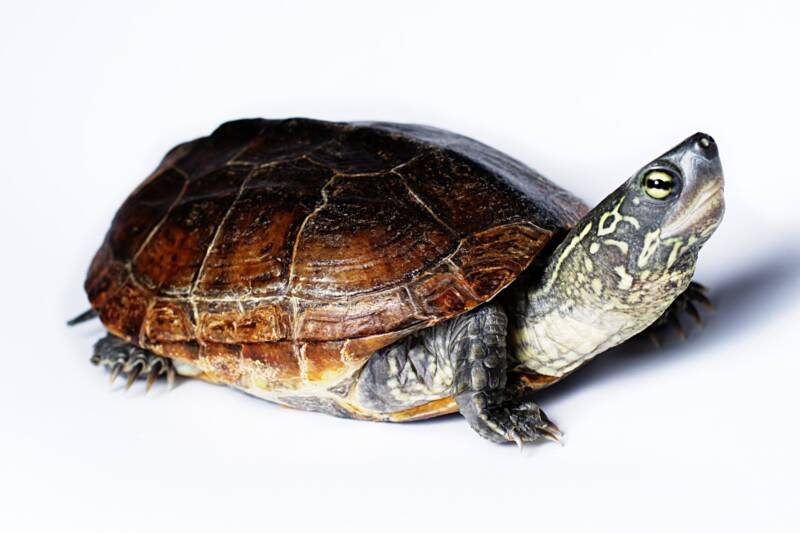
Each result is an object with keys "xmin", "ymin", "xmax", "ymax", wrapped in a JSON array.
[{"xmin": 85, "ymin": 119, "xmax": 585, "ymax": 395}]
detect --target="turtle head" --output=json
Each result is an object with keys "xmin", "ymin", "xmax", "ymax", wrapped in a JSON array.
[
  {"xmin": 513, "ymin": 134, "xmax": 724, "ymax": 377},
  {"xmin": 632, "ymin": 132, "xmax": 725, "ymax": 249},
  {"xmin": 577, "ymin": 132, "xmax": 725, "ymax": 291}
]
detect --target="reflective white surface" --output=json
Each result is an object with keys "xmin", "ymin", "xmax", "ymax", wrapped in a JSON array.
[{"xmin": 2, "ymin": 1, "xmax": 799, "ymax": 532}]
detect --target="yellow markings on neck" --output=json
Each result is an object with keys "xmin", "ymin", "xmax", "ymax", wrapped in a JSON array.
[
  {"xmin": 637, "ymin": 229, "xmax": 661, "ymax": 268},
  {"xmin": 602, "ymin": 239, "xmax": 629, "ymax": 255},
  {"xmin": 544, "ymin": 222, "xmax": 593, "ymax": 292},
  {"xmin": 589, "ymin": 242, "xmax": 600, "ymax": 254},
  {"xmin": 591, "ymin": 278, "xmax": 603, "ymax": 295},
  {"xmin": 613, "ymin": 265, "xmax": 634, "ymax": 290},
  {"xmin": 664, "ymin": 237, "xmax": 684, "ymax": 268},
  {"xmin": 597, "ymin": 196, "xmax": 641, "ymax": 237}
]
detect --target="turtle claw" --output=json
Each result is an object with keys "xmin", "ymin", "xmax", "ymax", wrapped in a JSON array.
[
  {"xmin": 692, "ymin": 290, "xmax": 714, "ymax": 311},
  {"xmin": 648, "ymin": 331, "xmax": 662, "ymax": 348},
  {"xmin": 536, "ymin": 420, "xmax": 564, "ymax": 446},
  {"xmin": 166, "ymin": 364, "xmax": 177, "ymax": 389},
  {"xmin": 145, "ymin": 362, "xmax": 163, "ymax": 392},
  {"xmin": 668, "ymin": 314, "xmax": 686, "ymax": 340},
  {"xmin": 693, "ymin": 282, "xmax": 710, "ymax": 294},
  {"xmin": 686, "ymin": 300, "xmax": 703, "ymax": 327},
  {"xmin": 125, "ymin": 362, "xmax": 144, "ymax": 390},
  {"xmin": 462, "ymin": 396, "xmax": 564, "ymax": 446},
  {"xmin": 92, "ymin": 334, "xmax": 175, "ymax": 392},
  {"xmin": 109, "ymin": 361, "xmax": 124, "ymax": 385},
  {"xmin": 510, "ymin": 430, "xmax": 524, "ymax": 451},
  {"xmin": 643, "ymin": 281, "xmax": 713, "ymax": 343}
]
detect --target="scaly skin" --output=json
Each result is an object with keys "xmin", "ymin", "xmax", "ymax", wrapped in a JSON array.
[
  {"xmin": 510, "ymin": 133, "xmax": 724, "ymax": 384},
  {"xmin": 356, "ymin": 131, "xmax": 724, "ymax": 444}
]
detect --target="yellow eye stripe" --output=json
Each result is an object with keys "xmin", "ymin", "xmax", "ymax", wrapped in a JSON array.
[{"xmin": 643, "ymin": 169, "xmax": 675, "ymax": 200}]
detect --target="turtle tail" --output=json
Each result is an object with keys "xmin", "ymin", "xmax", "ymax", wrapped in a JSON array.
[{"xmin": 66, "ymin": 308, "xmax": 98, "ymax": 326}]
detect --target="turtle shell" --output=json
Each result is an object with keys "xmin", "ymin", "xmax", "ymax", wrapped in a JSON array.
[{"xmin": 85, "ymin": 118, "xmax": 587, "ymax": 391}]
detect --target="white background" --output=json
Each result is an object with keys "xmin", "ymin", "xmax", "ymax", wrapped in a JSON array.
[{"xmin": 2, "ymin": 1, "xmax": 799, "ymax": 532}]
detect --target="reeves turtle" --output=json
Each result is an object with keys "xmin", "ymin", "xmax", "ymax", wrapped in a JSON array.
[{"xmin": 70, "ymin": 118, "xmax": 725, "ymax": 445}]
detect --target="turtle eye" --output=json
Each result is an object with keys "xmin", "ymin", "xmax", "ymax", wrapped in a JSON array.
[{"xmin": 642, "ymin": 169, "xmax": 677, "ymax": 200}]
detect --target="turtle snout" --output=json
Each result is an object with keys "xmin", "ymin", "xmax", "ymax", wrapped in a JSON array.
[
  {"xmin": 659, "ymin": 133, "xmax": 725, "ymax": 240},
  {"xmin": 688, "ymin": 132, "xmax": 724, "ymax": 193},
  {"xmin": 690, "ymin": 132, "xmax": 719, "ymax": 161}
]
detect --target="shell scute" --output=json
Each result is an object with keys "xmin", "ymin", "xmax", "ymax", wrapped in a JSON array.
[
  {"xmin": 132, "ymin": 165, "xmax": 251, "ymax": 294},
  {"xmin": 99, "ymin": 281, "xmax": 150, "ymax": 341},
  {"xmin": 289, "ymin": 176, "xmax": 456, "ymax": 298},
  {"xmin": 451, "ymin": 224, "xmax": 551, "ymax": 299},
  {"xmin": 303, "ymin": 342, "xmax": 348, "ymax": 384},
  {"xmin": 231, "ymin": 118, "xmax": 338, "ymax": 164},
  {"xmin": 192, "ymin": 159, "xmax": 333, "ymax": 298},
  {"xmin": 306, "ymin": 126, "xmax": 421, "ymax": 173},
  {"xmin": 294, "ymin": 287, "xmax": 419, "ymax": 342},
  {"xmin": 86, "ymin": 118, "xmax": 586, "ymax": 393},
  {"xmin": 195, "ymin": 299, "xmax": 292, "ymax": 344},
  {"xmin": 174, "ymin": 118, "xmax": 265, "ymax": 176},
  {"xmin": 108, "ymin": 167, "xmax": 186, "ymax": 260},
  {"xmin": 409, "ymin": 262, "xmax": 483, "ymax": 316},
  {"xmin": 143, "ymin": 300, "xmax": 194, "ymax": 342},
  {"xmin": 241, "ymin": 342, "xmax": 302, "ymax": 389}
]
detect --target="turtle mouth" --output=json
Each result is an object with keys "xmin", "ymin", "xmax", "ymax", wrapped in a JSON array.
[{"xmin": 661, "ymin": 179, "xmax": 725, "ymax": 239}]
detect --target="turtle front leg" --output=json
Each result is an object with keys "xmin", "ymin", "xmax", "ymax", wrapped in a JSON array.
[
  {"xmin": 91, "ymin": 334, "xmax": 176, "ymax": 391},
  {"xmin": 351, "ymin": 304, "xmax": 561, "ymax": 444},
  {"xmin": 451, "ymin": 304, "xmax": 562, "ymax": 446}
]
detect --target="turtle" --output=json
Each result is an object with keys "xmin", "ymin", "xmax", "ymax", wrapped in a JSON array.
[{"xmin": 69, "ymin": 118, "xmax": 725, "ymax": 445}]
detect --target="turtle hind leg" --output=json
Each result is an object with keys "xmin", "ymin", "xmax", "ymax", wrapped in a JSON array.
[
  {"xmin": 643, "ymin": 281, "xmax": 714, "ymax": 345},
  {"xmin": 91, "ymin": 334, "xmax": 176, "ymax": 391}
]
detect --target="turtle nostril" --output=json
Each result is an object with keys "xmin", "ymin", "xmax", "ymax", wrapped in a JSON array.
[{"xmin": 694, "ymin": 133, "xmax": 718, "ymax": 159}]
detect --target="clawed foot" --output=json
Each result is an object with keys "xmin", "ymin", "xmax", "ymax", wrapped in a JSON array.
[
  {"xmin": 461, "ymin": 394, "xmax": 563, "ymax": 447},
  {"xmin": 646, "ymin": 281, "xmax": 713, "ymax": 345},
  {"xmin": 91, "ymin": 335, "xmax": 176, "ymax": 391}
]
